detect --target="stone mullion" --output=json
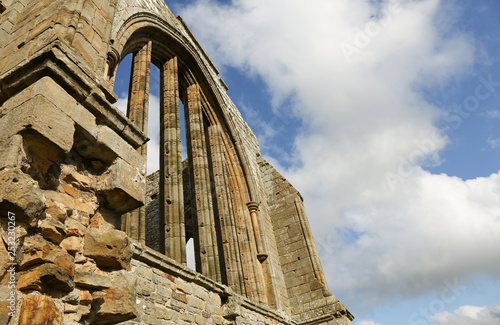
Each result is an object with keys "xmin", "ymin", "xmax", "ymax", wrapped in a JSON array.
[
  {"xmin": 220, "ymin": 133, "xmax": 267, "ymax": 304},
  {"xmin": 185, "ymin": 84, "xmax": 221, "ymax": 282},
  {"xmin": 125, "ymin": 41, "xmax": 151, "ymax": 242},
  {"xmin": 160, "ymin": 56, "xmax": 186, "ymax": 264},
  {"xmin": 208, "ymin": 123, "xmax": 245, "ymax": 294}
]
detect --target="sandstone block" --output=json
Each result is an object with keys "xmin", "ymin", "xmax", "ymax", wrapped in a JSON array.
[
  {"xmin": 0, "ymin": 95, "xmax": 75, "ymax": 154},
  {"xmin": 95, "ymin": 271, "xmax": 138, "ymax": 324},
  {"xmin": 0, "ymin": 134, "xmax": 26, "ymax": 170},
  {"xmin": 0, "ymin": 168, "xmax": 45, "ymax": 221},
  {"xmin": 96, "ymin": 125, "xmax": 146, "ymax": 174},
  {"xmin": 80, "ymin": 290, "xmax": 93, "ymax": 305},
  {"xmin": 31, "ymin": 77, "xmax": 98, "ymax": 139},
  {"xmin": 0, "ymin": 285, "xmax": 14, "ymax": 325},
  {"xmin": 45, "ymin": 200, "xmax": 71, "ymax": 223},
  {"xmin": 18, "ymin": 295, "xmax": 62, "ymax": 325},
  {"xmin": 96, "ymin": 158, "xmax": 145, "ymax": 213},
  {"xmin": 83, "ymin": 228, "xmax": 132, "ymax": 270},
  {"xmin": 39, "ymin": 217, "xmax": 67, "ymax": 244},
  {"xmin": 62, "ymin": 289, "xmax": 80, "ymax": 305},
  {"xmin": 63, "ymin": 170, "xmax": 93, "ymax": 191},
  {"xmin": 74, "ymin": 269, "xmax": 111, "ymax": 290},
  {"xmin": 60, "ymin": 236, "xmax": 81, "ymax": 254},
  {"xmin": 19, "ymin": 235, "xmax": 74, "ymax": 277},
  {"xmin": 18, "ymin": 264, "xmax": 74, "ymax": 292},
  {"xmin": 0, "ymin": 236, "xmax": 11, "ymax": 286}
]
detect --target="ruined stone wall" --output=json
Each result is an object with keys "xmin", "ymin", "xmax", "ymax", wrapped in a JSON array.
[
  {"xmin": 0, "ymin": 0, "xmax": 354, "ymax": 324},
  {"xmin": 259, "ymin": 157, "xmax": 354, "ymax": 324}
]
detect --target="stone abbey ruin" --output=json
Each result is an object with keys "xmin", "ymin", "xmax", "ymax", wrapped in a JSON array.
[{"xmin": 0, "ymin": 0, "xmax": 354, "ymax": 324}]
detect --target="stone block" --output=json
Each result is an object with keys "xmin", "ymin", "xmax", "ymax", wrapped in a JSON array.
[
  {"xmin": 0, "ymin": 134, "xmax": 26, "ymax": 170},
  {"xmin": 19, "ymin": 234, "xmax": 74, "ymax": 277},
  {"xmin": 96, "ymin": 158, "xmax": 145, "ymax": 213},
  {"xmin": 18, "ymin": 263, "xmax": 74, "ymax": 292},
  {"xmin": 62, "ymin": 289, "xmax": 80, "ymax": 305},
  {"xmin": 95, "ymin": 271, "xmax": 138, "ymax": 324},
  {"xmin": 39, "ymin": 217, "xmax": 66, "ymax": 244},
  {"xmin": 18, "ymin": 295, "xmax": 62, "ymax": 325},
  {"xmin": 31, "ymin": 77, "xmax": 99, "ymax": 141},
  {"xmin": 0, "ymin": 168, "xmax": 45, "ymax": 221},
  {"xmin": 45, "ymin": 199, "xmax": 71, "ymax": 223},
  {"xmin": 83, "ymin": 228, "xmax": 132, "ymax": 270},
  {"xmin": 74, "ymin": 269, "xmax": 112, "ymax": 290},
  {"xmin": 60, "ymin": 236, "xmax": 81, "ymax": 254},
  {"xmin": 0, "ymin": 285, "xmax": 14, "ymax": 325},
  {"xmin": 96, "ymin": 125, "xmax": 146, "ymax": 174},
  {"xmin": 80, "ymin": 290, "xmax": 93, "ymax": 305},
  {"xmin": 0, "ymin": 95, "xmax": 75, "ymax": 154}
]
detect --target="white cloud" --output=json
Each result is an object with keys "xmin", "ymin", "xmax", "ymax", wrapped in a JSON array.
[
  {"xmin": 431, "ymin": 303, "xmax": 500, "ymax": 325},
  {"xmin": 485, "ymin": 110, "xmax": 500, "ymax": 119},
  {"xmin": 356, "ymin": 321, "xmax": 385, "ymax": 325},
  {"xmin": 177, "ymin": 0, "xmax": 500, "ymax": 312},
  {"xmin": 487, "ymin": 137, "xmax": 500, "ymax": 149}
]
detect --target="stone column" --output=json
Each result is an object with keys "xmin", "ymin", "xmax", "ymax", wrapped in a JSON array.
[
  {"xmin": 247, "ymin": 202, "xmax": 268, "ymax": 262},
  {"xmin": 159, "ymin": 56, "xmax": 186, "ymax": 263},
  {"xmin": 221, "ymin": 135, "xmax": 267, "ymax": 304},
  {"xmin": 209, "ymin": 123, "xmax": 245, "ymax": 294},
  {"xmin": 123, "ymin": 41, "xmax": 151, "ymax": 243},
  {"xmin": 185, "ymin": 84, "xmax": 221, "ymax": 282}
]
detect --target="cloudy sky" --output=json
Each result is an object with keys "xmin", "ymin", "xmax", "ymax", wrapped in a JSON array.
[{"xmin": 115, "ymin": 0, "xmax": 500, "ymax": 324}]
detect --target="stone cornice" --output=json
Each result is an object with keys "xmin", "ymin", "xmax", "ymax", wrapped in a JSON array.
[{"xmin": 0, "ymin": 40, "xmax": 148, "ymax": 149}]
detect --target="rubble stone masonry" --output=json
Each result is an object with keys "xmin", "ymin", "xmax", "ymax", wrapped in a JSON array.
[{"xmin": 0, "ymin": 0, "xmax": 354, "ymax": 324}]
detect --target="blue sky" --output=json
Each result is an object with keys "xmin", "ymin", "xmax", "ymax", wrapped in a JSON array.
[{"xmin": 114, "ymin": 1, "xmax": 500, "ymax": 324}]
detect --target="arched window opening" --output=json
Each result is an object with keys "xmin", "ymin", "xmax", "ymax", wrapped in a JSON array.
[
  {"xmin": 109, "ymin": 35, "xmax": 252, "ymax": 287},
  {"xmin": 186, "ymin": 238, "xmax": 196, "ymax": 271},
  {"xmin": 146, "ymin": 64, "xmax": 161, "ymax": 175},
  {"xmin": 112, "ymin": 53, "xmax": 133, "ymax": 116}
]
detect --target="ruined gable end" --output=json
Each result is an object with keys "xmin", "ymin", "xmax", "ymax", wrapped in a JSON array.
[{"xmin": 0, "ymin": 0, "xmax": 353, "ymax": 324}]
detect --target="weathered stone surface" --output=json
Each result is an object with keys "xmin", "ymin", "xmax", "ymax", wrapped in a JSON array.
[
  {"xmin": 45, "ymin": 200, "xmax": 71, "ymax": 223},
  {"xmin": 0, "ymin": 95, "xmax": 75, "ymax": 154},
  {"xmin": 96, "ymin": 158, "xmax": 145, "ymax": 213},
  {"xmin": 0, "ymin": 238, "xmax": 10, "ymax": 286},
  {"xmin": 18, "ymin": 264, "xmax": 74, "ymax": 292},
  {"xmin": 63, "ymin": 170, "xmax": 93, "ymax": 191},
  {"xmin": 0, "ymin": 0, "xmax": 355, "ymax": 323},
  {"xmin": 0, "ymin": 285, "xmax": 14, "ymax": 325},
  {"xmin": 83, "ymin": 228, "xmax": 132, "ymax": 270},
  {"xmin": 60, "ymin": 236, "xmax": 81, "ymax": 254},
  {"xmin": 74, "ymin": 269, "xmax": 112, "ymax": 290},
  {"xmin": 0, "ymin": 134, "xmax": 26, "ymax": 170},
  {"xmin": 39, "ymin": 217, "xmax": 67, "ymax": 244},
  {"xmin": 95, "ymin": 271, "xmax": 137, "ymax": 324},
  {"xmin": 0, "ymin": 168, "xmax": 45, "ymax": 220},
  {"xmin": 89, "ymin": 212, "xmax": 116, "ymax": 231},
  {"xmin": 79, "ymin": 290, "xmax": 93, "ymax": 305},
  {"xmin": 62, "ymin": 289, "xmax": 80, "ymax": 305},
  {"xmin": 18, "ymin": 295, "xmax": 63, "ymax": 325},
  {"xmin": 19, "ymin": 235, "xmax": 74, "ymax": 277}
]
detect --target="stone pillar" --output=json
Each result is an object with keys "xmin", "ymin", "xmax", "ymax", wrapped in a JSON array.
[
  {"xmin": 123, "ymin": 41, "xmax": 152, "ymax": 243},
  {"xmin": 185, "ymin": 84, "xmax": 221, "ymax": 282},
  {"xmin": 221, "ymin": 136, "xmax": 267, "ymax": 304},
  {"xmin": 209, "ymin": 123, "xmax": 245, "ymax": 294},
  {"xmin": 159, "ymin": 56, "xmax": 186, "ymax": 263},
  {"xmin": 247, "ymin": 202, "xmax": 268, "ymax": 262}
]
